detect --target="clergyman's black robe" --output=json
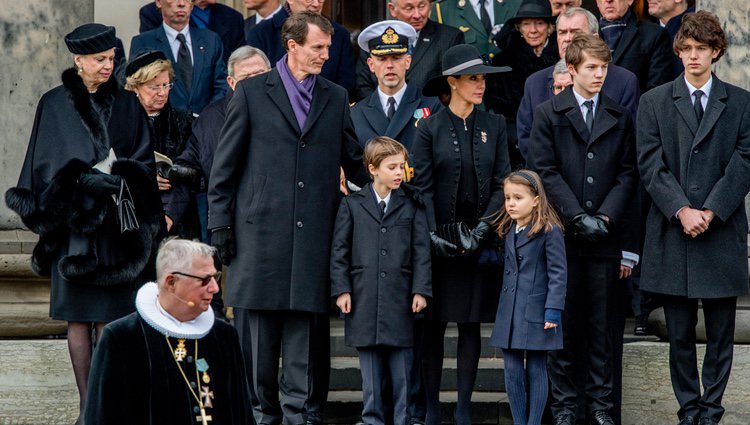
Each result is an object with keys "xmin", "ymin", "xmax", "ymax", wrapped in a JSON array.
[{"xmin": 84, "ymin": 312, "xmax": 251, "ymax": 424}]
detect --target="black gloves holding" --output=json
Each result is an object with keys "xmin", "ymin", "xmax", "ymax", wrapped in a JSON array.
[
  {"xmin": 78, "ymin": 170, "xmax": 121, "ymax": 197},
  {"xmin": 464, "ymin": 221, "xmax": 491, "ymax": 256},
  {"xmin": 430, "ymin": 232, "xmax": 457, "ymax": 257},
  {"xmin": 211, "ymin": 227, "xmax": 236, "ymax": 265},
  {"xmin": 570, "ymin": 213, "xmax": 610, "ymax": 243},
  {"xmin": 166, "ymin": 164, "xmax": 201, "ymax": 186}
]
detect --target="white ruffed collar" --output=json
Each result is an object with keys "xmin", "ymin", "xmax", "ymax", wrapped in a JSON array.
[{"xmin": 135, "ymin": 282, "xmax": 214, "ymax": 339}]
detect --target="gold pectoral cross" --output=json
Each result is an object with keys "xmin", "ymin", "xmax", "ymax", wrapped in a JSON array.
[{"xmin": 196, "ymin": 407, "xmax": 212, "ymax": 424}]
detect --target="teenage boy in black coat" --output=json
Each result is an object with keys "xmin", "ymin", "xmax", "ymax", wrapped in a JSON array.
[{"xmin": 528, "ymin": 33, "xmax": 637, "ymax": 425}]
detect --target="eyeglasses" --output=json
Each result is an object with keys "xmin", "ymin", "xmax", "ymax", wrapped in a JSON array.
[
  {"xmin": 145, "ymin": 82, "xmax": 174, "ymax": 93},
  {"xmin": 172, "ymin": 271, "xmax": 221, "ymax": 286}
]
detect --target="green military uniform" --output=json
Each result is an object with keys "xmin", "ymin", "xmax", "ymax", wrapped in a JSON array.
[{"xmin": 432, "ymin": 0, "xmax": 522, "ymax": 58}]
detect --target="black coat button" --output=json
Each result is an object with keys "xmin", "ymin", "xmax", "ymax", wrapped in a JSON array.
[
  {"xmin": 381, "ymin": 250, "xmax": 387, "ymax": 256},
  {"xmin": 296, "ymin": 221, "xmax": 303, "ymax": 228},
  {"xmin": 380, "ymin": 272, "xmax": 387, "ymax": 278},
  {"xmin": 587, "ymin": 152, "xmax": 594, "ymax": 159},
  {"xmin": 187, "ymin": 356, "xmax": 193, "ymax": 363},
  {"xmin": 587, "ymin": 176, "xmax": 594, "ymax": 184},
  {"xmin": 454, "ymin": 148, "xmax": 460, "ymax": 153},
  {"xmin": 693, "ymin": 149, "xmax": 699, "ymax": 154},
  {"xmin": 585, "ymin": 201, "xmax": 593, "ymax": 208},
  {"xmin": 190, "ymin": 381, "xmax": 197, "ymax": 389},
  {"xmin": 517, "ymin": 255, "xmax": 523, "ymax": 261},
  {"xmin": 194, "ymin": 406, "xmax": 200, "ymax": 413},
  {"xmin": 297, "ymin": 181, "xmax": 305, "ymax": 188},
  {"xmin": 453, "ymin": 140, "xmax": 458, "ymax": 145},
  {"xmin": 300, "ymin": 141, "xmax": 306, "ymax": 147},
  {"xmin": 381, "ymin": 227, "xmax": 387, "ymax": 233}
]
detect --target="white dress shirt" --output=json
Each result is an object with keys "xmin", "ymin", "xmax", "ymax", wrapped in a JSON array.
[{"xmin": 255, "ymin": 4, "xmax": 283, "ymax": 24}]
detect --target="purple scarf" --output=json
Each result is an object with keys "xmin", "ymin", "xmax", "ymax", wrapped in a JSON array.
[{"xmin": 277, "ymin": 54, "xmax": 316, "ymax": 130}]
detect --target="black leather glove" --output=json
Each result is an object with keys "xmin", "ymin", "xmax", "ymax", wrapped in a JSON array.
[
  {"xmin": 78, "ymin": 170, "xmax": 121, "ymax": 197},
  {"xmin": 463, "ymin": 221, "xmax": 491, "ymax": 256},
  {"xmin": 570, "ymin": 213, "xmax": 609, "ymax": 243},
  {"xmin": 211, "ymin": 227, "xmax": 236, "ymax": 265},
  {"xmin": 430, "ymin": 232, "xmax": 458, "ymax": 258},
  {"xmin": 166, "ymin": 164, "xmax": 201, "ymax": 187}
]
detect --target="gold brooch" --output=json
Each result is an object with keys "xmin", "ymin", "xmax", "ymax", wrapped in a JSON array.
[{"xmin": 382, "ymin": 27, "xmax": 398, "ymax": 45}]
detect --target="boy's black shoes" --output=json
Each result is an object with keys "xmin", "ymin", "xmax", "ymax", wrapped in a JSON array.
[
  {"xmin": 554, "ymin": 413, "xmax": 575, "ymax": 425},
  {"xmin": 678, "ymin": 417, "xmax": 695, "ymax": 425}
]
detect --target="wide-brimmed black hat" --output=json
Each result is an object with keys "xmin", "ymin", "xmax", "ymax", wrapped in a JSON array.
[
  {"xmin": 64, "ymin": 23, "xmax": 117, "ymax": 55},
  {"xmin": 126, "ymin": 50, "xmax": 168, "ymax": 78},
  {"xmin": 505, "ymin": 0, "xmax": 556, "ymax": 26},
  {"xmin": 422, "ymin": 44, "xmax": 511, "ymax": 97}
]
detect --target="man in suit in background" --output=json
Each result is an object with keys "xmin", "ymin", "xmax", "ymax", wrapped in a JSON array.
[
  {"xmin": 208, "ymin": 12, "xmax": 368, "ymax": 425},
  {"xmin": 355, "ymin": 0, "xmax": 464, "ymax": 101},
  {"xmin": 597, "ymin": 0, "xmax": 674, "ymax": 93},
  {"xmin": 131, "ymin": 0, "xmax": 227, "ymax": 115},
  {"xmin": 528, "ymin": 34, "xmax": 637, "ymax": 425},
  {"xmin": 432, "ymin": 0, "xmax": 521, "ymax": 58},
  {"xmin": 647, "ymin": 0, "xmax": 694, "ymax": 75},
  {"xmin": 243, "ymin": 0, "xmax": 283, "ymax": 44},
  {"xmin": 517, "ymin": 7, "xmax": 639, "ymax": 159},
  {"xmin": 247, "ymin": 0, "xmax": 356, "ymax": 95},
  {"xmin": 139, "ymin": 0, "xmax": 245, "ymax": 63},
  {"xmin": 550, "ymin": 0, "xmax": 582, "ymax": 16},
  {"xmin": 637, "ymin": 11, "xmax": 750, "ymax": 425}
]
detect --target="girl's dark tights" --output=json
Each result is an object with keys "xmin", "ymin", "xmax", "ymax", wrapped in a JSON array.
[
  {"xmin": 503, "ymin": 349, "xmax": 549, "ymax": 425},
  {"xmin": 423, "ymin": 321, "xmax": 481, "ymax": 425}
]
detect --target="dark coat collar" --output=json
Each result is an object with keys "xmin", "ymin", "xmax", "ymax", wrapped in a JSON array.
[
  {"xmin": 672, "ymin": 73, "xmax": 728, "ymax": 145},
  {"xmin": 264, "ymin": 68, "xmax": 332, "ymax": 136},
  {"xmin": 61, "ymin": 67, "xmax": 119, "ymax": 161},
  {"xmin": 552, "ymin": 86, "xmax": 622, "ymax": 143},
  {"xmin": 352, "ymin": 183, "xmax": 408, "ymax": 223}
]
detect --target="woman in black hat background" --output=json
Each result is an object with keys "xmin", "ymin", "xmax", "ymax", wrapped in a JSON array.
[
  {"xmin": 411, "ymin": 44, "xmax": 511, "ymax": 425},
  {"xmin": 124, "ymin": 51, "xmax": 200, "ymax": 239},
  {"xmin": 487, "ymin": 0, "xmax": 559, "ymax": 168},
  {"xmin": 5, "ymin": 23, "xmax": 162, "ymax": 422}
]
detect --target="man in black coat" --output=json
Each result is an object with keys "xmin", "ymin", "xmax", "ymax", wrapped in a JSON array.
[
  {"xmin": 139, "ymin": 0, "xmax": 246, "ymax": 63},
  {"xmin": 528, "ymin": 34, "xmax": 637, "ymax": 425},
  {"xmin": 636, "ymin": 12, "xmax": 750, "ymax": 425},
  {"xmin": 207, "ymin": 12, "xmax": 368, "ymax": 425},
  {"xmin": 247, "ymin": 0, "xmax": 355, "ymax": 95},
  {"xmin": 354, "ymin": 0, "xmax": 465, "ymax": 101},
  {"xmin": 597, "ymin": 0, "xmax": 674, "ymax": 93}
]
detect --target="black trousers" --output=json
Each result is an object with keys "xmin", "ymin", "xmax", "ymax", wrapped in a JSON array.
[
  {"xmin": 234, "ymin": 309, "xmax": 329, "ymax": 425},
  {"xmin": 548, "ymin": 257, "xmax": 619, "ymax": 417},
  {"xmin": 662, "ymin": 295, "xmax": 737, "ymax": 423},
  {"xmin": 359, "ymin": 346, "xmax": 413, "ymax": 425}
]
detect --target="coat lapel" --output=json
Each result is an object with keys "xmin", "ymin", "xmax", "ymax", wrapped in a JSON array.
[
  {"xmin": 589, "ymin": 98, "xmax": 618, "ymax": 144},
  {"xmin": 358, "ymin": 184, "xmax": 382, "ymax": 223},
  {"xmin": 383, "ymin": 189, "xmax": 406, "ymax": 220},
  {"xmin": 692, "ymin": 78, "xmax": 727, "ymax": 148},
  {"xmin": 514, "ymin": 225, "xmax": 539, "ymax": 250},
  {"xmin": 363, "ymin": 91, "xmax": 389, "ymax": 136},
  {"xmin": 557, "ymin": 88, "xmax": 590, "ymax": 142},
  {"xmin": 385, "ymin": 85, "xmax": 419, "ymax": 137},
  {"xmin": 266, "ymin": 70, "xmax": 302, "ymax": 134},
  {"xmin": 611, "ymin": 23, "xmax": 637, "ymax": 64},
  {"xmin": 189, "ymin": 29, "xmax": 205, "ymax": 94},
  {"xmin": 410, "ymin": 20, "xmax": 435, "ymax": 68},
  {"xmin": 301, "ymin": 78, "xmax": 331, "ymax": 137},
  {"xmin": 672, "ymin": 77, "xmax": 699, "ymax": 136}
]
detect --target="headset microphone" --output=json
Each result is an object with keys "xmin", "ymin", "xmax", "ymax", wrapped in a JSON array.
[{"xmin": 172, "ymin": 292, "xmax": 196, "ymax": 308}]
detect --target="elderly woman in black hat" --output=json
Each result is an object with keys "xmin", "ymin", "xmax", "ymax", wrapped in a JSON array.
[
  {"xmin": 125, "ymin": 51, "xmax": 200, "ymax": 238},
  {"xmin": 411, "ymin": 44, "xmax": 511, "ymax": 425},
  {"xmin": 487, "ymin": 0, "xmax": 559, "ymax": 166},
  {"xmin": 5, "ymin": 23, "xmax": 162, "ymax": 422}
]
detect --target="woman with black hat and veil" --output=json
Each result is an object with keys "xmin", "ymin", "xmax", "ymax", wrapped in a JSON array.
[
  {"xmin": 411, "ymin": 44, "xmax": 512, "ymax": 425},
  {"xmin": 5, "ymin": 23, "xmax": 162, "ymax": 422}
]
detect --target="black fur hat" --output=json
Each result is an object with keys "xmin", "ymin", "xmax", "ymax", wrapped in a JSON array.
[{"xmin": 65, "ymin": 23, "xmax": 117, "ymax": 55}]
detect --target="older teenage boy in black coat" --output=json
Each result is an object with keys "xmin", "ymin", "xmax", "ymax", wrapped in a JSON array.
[
  {"xmin": 637, "ymin": 12, "xmax": 750, "ymax": 425},
  {"xmin": 208, "ymin": 12, "xmax": 368, "ymax": 425},
  {"xmin": 528, "ymin": 34, "xmax": 637, "ymax": 425}
]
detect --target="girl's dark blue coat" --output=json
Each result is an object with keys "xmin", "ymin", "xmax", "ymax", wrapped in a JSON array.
[{"xmin": 489, "ymin": 224, "xmax": 567, "ymax": 350}]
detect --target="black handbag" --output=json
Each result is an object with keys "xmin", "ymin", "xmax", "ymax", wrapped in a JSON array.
[
  {"xmin": 116, "ymin": 179, "xmax": 139, "ymax": 233},
  {"xmin": 436, "ymin": 222, "xmax": 472, "ymax": 251}
]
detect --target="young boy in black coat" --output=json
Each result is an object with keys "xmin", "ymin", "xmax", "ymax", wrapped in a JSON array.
[{"xmin": 331, "ymin": 136, "xmax": 432, "ymax": 425}]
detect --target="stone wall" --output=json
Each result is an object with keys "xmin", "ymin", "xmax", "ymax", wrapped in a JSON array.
[{"xmin": 698, "ymin": 0, "xmax": 750, "ymax": 89}]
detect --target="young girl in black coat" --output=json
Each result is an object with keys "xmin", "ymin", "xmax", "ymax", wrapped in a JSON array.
[{"xmin": 489, "ymin": 170, "xmax": 567, "ymax": 425}]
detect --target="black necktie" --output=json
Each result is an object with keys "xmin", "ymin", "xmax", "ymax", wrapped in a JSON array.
[
  {"xmin": 386, "ymin": 97, "xmax": 396, "ymax": 120},
  {"xmin": 379, "ymin": 200, "xmax": 386, "ymax": 218},
  {"xmin": 479, "ymin": 0, "xmax": 492, "ymax": 35},
  {"xmin": 584, "ymin": 100, "xmax": 594, "ymax": 133},
  {"xmin": 176, "ymin": 33, "xmax": 193, "ymax": 92},
  {"xmin": 694, "ymin": 90, "xmax": 704, "ymax": 123}
]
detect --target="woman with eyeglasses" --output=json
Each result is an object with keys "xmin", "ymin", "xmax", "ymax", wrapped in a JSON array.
[
  {"xmin": 125, "ymin": 50, "xmax": 200, "ymax": 238},
  {"xmin": 5, "ymin": 24, "xmax": 162, "ymax": 424}
]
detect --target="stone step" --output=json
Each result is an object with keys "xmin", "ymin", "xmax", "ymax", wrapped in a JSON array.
[
  {"xmin": 324, "ymin": 390, "xmax": 513, "ymax": 425},
  {"xmin": 329, "ymin": 357, "xmax": 505, "ymax": 392},
  {"xmin": 329, "ymin": 320, "xmax": 501, "ymax": 358}
]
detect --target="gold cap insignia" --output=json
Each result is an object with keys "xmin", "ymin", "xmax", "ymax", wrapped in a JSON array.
[{"xmin": 382, "ymin": 27, "xmax": 398, "ymax": 45}]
